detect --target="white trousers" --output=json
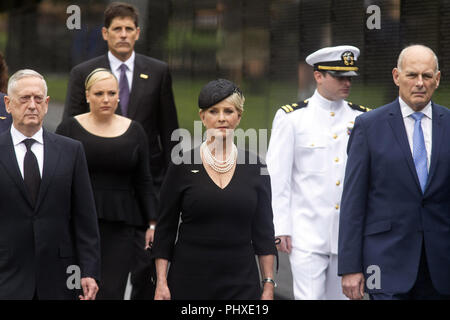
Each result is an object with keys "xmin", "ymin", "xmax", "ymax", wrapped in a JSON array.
[{"xmin": 289, "ymin": 248, "xmax": 348, "ymax": 300}]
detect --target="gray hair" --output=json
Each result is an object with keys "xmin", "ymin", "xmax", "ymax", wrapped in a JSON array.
[
  {"xmin": 7, "ymin": 69, "xmax": 48, "ymax": 96},
  {"xmin": 397, "ymin": 44, "xmax": 439, "ymax": 73}
]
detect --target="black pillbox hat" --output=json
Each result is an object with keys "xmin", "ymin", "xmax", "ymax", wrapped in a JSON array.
[{"xmin": 198, "ymin": 79, "xmax": 242, "ymax": 109}]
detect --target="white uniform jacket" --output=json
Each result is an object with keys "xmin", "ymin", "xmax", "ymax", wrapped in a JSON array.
[{"xmin": 266, "ymin": 90, "xmax": 368, "ymax": 254}]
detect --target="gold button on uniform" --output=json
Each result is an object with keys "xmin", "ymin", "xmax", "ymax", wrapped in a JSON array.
[
  {"xmin": 335, "ymin": 204, "xmax": 339, "ymax": 210},
  {"xmin": 334, "ymin": 157, "xmax": 339, "ymax": 163},
  {"xmin": 330, "ymin": 112, "xmax": 335, "ymax": 117},
  {"xmin": 333, "ymin": 134, "xmax": 338, "ymax": 139},
  {"xmin": 336, "ymin": 180, "xmax": 341, "ymax": 186}
]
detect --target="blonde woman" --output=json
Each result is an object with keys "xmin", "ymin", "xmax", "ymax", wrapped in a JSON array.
[
  {"xmin": 152, "ymin": 79, "xmax": 277, "ymax": 300},
  {"xmin": 56, "ymin": 68, "xmax": 157, "ymax": 299}
]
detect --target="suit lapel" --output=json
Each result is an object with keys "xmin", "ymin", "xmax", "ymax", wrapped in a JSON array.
[
  {"xmin": 0, "ymin": 132, "xmax": 34, "ymax": 207},
  {"xmin": 34, "ymin": 130, "xmax": 60, "ymax": 212},
  {"xmin": 426, "ymin": 103, "xmax": 444, "ymax": 193},
  {"xmin": 127, "ymin": 55, "xmax": 149, "ymax": 119},
  {"xmin": 387, "ymin": 100, "xmax": 422, "ymax": 192}
]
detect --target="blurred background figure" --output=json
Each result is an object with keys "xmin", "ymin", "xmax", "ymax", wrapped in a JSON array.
[{"xmin": 0, "ymin": 51, "xmax": 12, "ymax": 133}]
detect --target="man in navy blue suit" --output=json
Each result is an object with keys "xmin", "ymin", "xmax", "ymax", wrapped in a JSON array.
[
  {"xmin": 0, "ymin": 92, "xmax": 12, "ymax": 133},
  {"xmin": 338, "ymin": 45, "xmax": 450, "ymax": 300}
]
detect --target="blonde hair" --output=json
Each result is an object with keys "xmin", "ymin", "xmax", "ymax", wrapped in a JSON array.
[
  {"xmin": 85, "ymin": 68, "xmax": 118, "ymax": 91},
  {"xmin": 225, "ymin": 92, "xmax": 245, "ymax": 114}
]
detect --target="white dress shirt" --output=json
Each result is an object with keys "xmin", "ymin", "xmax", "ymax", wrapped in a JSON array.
[
  {"xmin": 10, "ymin": 125, "xmax": 44, "ymax": 178},
  {"xmin": 108, "ymin": 50, "xmax": 135, "ymax": 90},
  {"xmin": 399, "ymin": 97, "xmax": 432, "ymax": 171}
]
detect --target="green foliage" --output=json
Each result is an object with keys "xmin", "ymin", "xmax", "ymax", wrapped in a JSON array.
[{"xmin": 46, "ymin": 74, "xmax": 68, "ymax": 103}]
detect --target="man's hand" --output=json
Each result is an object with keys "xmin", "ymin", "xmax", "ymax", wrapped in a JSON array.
[
  {"xmin": 276, "ymin": 236, "xmax": 292, "ymax": 254},
  {"xmin": 79, "ymin": 277, "xmax": 99, "ymax": 300},
  {"xmin": 342, "ymin": 272, "xmax": 365, "ymax": 300}
]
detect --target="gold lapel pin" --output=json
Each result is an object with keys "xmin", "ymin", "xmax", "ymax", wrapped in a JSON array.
[
  {"xmin": 0, "ymin": 116, "xmax": 6, "ymax": 120},
  {"xmin": 140, "ymin": 73, "xmax": 149, "ymax": 79}
]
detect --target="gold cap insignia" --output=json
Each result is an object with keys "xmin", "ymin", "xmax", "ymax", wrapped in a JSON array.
[{"xmin": 342, "ymin": 51, "xmax": 355, "ymax": 66}]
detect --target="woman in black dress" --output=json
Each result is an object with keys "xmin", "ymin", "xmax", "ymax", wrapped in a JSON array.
[
  {"xmin": 152, "ymin": 79, "xmax": 277, "ymax": 300},
  {"xmin": 56, "ymin": 68, "xmax": 157, "ymax": 299}
]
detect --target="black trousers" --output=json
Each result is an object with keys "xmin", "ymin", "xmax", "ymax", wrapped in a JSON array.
[
  {"xmin": 370, "ymin": 241, "xmax": 450, "ymax": 300},
  {"xmin": 96, "ymin": 220, "xmax": 154, "ymax": 300}
]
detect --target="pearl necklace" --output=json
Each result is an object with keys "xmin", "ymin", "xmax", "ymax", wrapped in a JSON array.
[{"xmin": 201, "ymin": 141, "xmax": 237, "ymax": 173}]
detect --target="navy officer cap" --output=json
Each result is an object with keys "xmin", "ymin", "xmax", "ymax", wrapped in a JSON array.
[
  {"xmin": 306, "ymin": 45, "xmax": 360, "ymax": 77},
  {"xmin": 198, "ymin": 79, "xmax": 243, "ymax": 109}
]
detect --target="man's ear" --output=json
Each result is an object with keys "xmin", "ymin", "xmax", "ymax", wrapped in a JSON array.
[
  {"xmin": 435, "ymin": 70, "xmax": 441, "ymax": 89},
  {"xmin": 43, "ymin": 96, "xmax": 50, "ymax": 115},
  {"xmin": 4, "ymin": 95, "xmax": 11, "ymax": 114},
  {"xmin": 135, "ymin": 27, "xmax": 141, "ymax": 41},
  {"xmin": 392, "ymin": 68, "xmax": 400, "ymax": 87},
  {"xmin": 313, "ymin": 71, "xmax": 324, "ymax": 84},
  {"xmin": 101, "ymin": 27, "xmax": 108, "ymax": 41}
]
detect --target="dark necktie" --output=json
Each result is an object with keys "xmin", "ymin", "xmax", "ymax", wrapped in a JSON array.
[
  {"xmin": 119, "ymin": 63, "xmax": 130, "ymax": 117},
  {"xmin": 23, "ymin": 139, "xmax": 41, "ymax": 206},
  {"xmin": 410, "ymin": 112, "xmax": 428, "ymax": 193}
]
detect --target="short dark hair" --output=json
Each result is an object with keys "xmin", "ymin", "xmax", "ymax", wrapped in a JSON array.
[{"xmin": 104, "ymin": 2, "xmax": 139, "ymax": 28}]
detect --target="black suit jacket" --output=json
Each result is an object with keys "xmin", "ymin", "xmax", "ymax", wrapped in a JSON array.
[
  {"xmin": 0, "ymin": 92, "xmax": 12, "ymax": 134},
  {"xmin": 63, "ymin": 53, "xmax": 179, "ymax": 189},
  {"xmin": 0, "ymin": 130, "xmax": 101, "ymax": 299}
]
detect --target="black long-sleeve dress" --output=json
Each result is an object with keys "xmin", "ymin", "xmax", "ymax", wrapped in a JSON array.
[
  {"xmin": 56, "ymin": 117, "xmax": 156, "ymax": 226},
  {"xmin": 56, "ymin": 117, "xmax": 157, "ymax": 299},
  {"xmin": 152, "ymin": 148, "xmax": 277, "ymax": 300}
]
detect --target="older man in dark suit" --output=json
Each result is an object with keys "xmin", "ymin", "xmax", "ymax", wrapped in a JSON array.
[
  {"xmin": 338, "ymin": 45, "xmax": 450, "ymax": 300},
  {"xmin": 0, "ymin": 69, "xmax": 100, "ymax": 299},
  {"xmin": 62, "ymin": 2, "xmax": 178, "ymax": 299}
]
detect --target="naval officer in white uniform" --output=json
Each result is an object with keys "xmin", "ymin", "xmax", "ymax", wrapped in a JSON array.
[{"xmin": 266, "ymin": 46, "xmax": 370, "ymax": 300}]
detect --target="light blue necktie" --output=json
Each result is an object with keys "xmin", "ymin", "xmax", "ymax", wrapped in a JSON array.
[{"xmin": 410, "ymin": 112, "xmax": 428, "ymax": 193}]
